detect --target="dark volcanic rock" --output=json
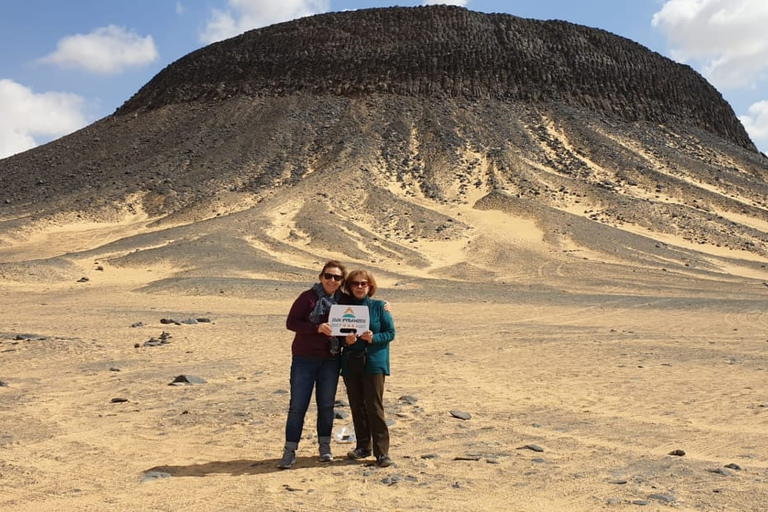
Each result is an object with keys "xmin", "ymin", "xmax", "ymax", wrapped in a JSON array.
[
  {"xmin": 119, "ymin": 6, "xmax": 752, "ymax": 151},
  {"xmin": 0, "ymin": 6, "xmax": 767, "ymax": 282}
]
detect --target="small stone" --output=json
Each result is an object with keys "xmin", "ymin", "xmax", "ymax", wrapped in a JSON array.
[
  {"xmin": 707, "ymin": 467, "xmax": 731, "ymax": 476},
  {"xmin": 724, "ymin": 463, "xmax": 742, "ymax": 471},
  {"xmin": 649, "ymin": 493, "xmax": 676, "ymax": 504},
  {"xmin": 668, "ymin": 449, "xmax": 686, "ymax": 456},
  {"xmin": 111, "ymin": 397, "xmax": 129, "ymax": 403},
  {"xmin": 400, "ymin": 395, "xmax": 418, "ymax": 405},
  {"xmin": 450, "ymin": 410, "xmax": 471, "ymax": 420},
  {"xmin": 169, "ymin": 375, "xmax": 206, "ymax": 385},
  {"xmin": 142, "ymin": 471, "xmax": 171, "ymax": 482},
  {"xmin": 518, "ymin": 444, "xmax": 544, "ymax": 452}
]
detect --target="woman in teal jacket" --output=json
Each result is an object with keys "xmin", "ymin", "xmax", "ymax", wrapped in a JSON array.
[{"xmin": 341, "ymin": 269, "xmax": 396, "ymax": 467}]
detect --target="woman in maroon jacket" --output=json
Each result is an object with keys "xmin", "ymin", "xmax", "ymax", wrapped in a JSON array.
[{"xmin": 278, "ymin": 260, "xmax": 346, "ymax": 469}]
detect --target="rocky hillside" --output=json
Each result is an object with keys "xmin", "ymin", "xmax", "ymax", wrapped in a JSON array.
[{"xmin": 0, "ymin": 6, "xmax": 767, "ymax": 291}]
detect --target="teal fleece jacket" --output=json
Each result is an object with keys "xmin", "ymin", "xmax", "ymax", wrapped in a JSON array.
[{"xmin": 341, "ymin": 296, "xmax": 395, "ymax": 376}]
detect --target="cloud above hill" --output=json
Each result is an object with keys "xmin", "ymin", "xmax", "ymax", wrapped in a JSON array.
[
  {"xmin": 653, "ymin": 0, "xmax": 768, "ymax": 151},
  {"xmin": 39, "ymin": 25, "xmax": 158, "ymax": 75},
  {"xmin": 201, "ymin": 0, "xmax": 330, "ymax": 43},
  {"xmin": 0, "ymin": 79, "xmax": 87, "ymax": 159}
]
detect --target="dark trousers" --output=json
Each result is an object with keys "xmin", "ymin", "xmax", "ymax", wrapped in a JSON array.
[
  {"xmin": 343, "ymin": 373, "xmax": 389, "ymax": 457},
  {"xmin": 284, "ymin": 356, "xmax": 340, "ymax": 447}
]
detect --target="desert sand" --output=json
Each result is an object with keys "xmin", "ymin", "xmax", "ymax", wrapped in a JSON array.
[{"xmin": 1, "ymin": 217, "xmax": 768, "ymax": 512}]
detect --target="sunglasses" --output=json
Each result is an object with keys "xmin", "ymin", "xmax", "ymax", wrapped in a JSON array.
[
  {"xmin": 349, "ymin": 280, "xmax": 368, "ymax": 288},
  {"xmin": 323, "ymin": 273, "xmax": 343, "ymax": 282}
]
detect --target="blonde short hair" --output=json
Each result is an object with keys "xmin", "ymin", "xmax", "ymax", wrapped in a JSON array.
[{"xmin": 344, "ymin": 269, "xmax": 377, "ymax": 297}]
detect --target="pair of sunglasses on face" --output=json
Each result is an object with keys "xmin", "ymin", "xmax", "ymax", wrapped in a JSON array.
[{"xmin": 322, "ymin": 273, "xmax": 368, "ymax": 288}]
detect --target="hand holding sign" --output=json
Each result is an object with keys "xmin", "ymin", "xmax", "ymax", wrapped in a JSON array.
[{"xmin": 329, "ymin": 305, "xmax": 370, "ymax": 336}]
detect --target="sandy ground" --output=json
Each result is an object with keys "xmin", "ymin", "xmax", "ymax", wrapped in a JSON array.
[
  {"xmin": 2, "ymin": 270, "xmax": 767, "ymax": 512},
  {"xmin": 2, "ymin": 208, "xmax": 768, "ymax": 512}
]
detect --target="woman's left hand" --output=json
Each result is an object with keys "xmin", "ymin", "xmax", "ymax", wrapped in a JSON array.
[{"xmin": 360, "ymin": 330, "xmax": 373, "ymax": 343}]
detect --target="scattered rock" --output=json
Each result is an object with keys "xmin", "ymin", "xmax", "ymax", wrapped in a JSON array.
[
  {"xmin": 668, "ymin": 449, "xmax": 686, "ymax": 456},
  {"xmin": 518, "ymin": 444, "xmax": 544, "ymax": 453},
  {"xmin": 450, "ymin": 410, "xmax": 471, "ymax": 420},
  {"xmin": 144, "ymin": 331, "xmax": 172, "ymax": 347},
  {"xmin": 130, "ymin": 322, "xmax": 145, "ymax": 328},
  {"xmin": 77, "ymin": 277, "xmax": 89, "ymax": 283},
  {"xmin": 111, "ymin": 397, "xmax": 129, "ymax": 403},
  {"xmin": 454, "ymin": 455, "xmax": 482, "ymax": 461},
  {"xmin": 707, "ymin": 467, "xmax": 732, "ymax": 476},
  {"xmin": 724, "ymin": 463, "xmax": 742, "ymax": 471},
  {"xmin": 14, "ymin": 334, "xmax": 47, "ymax": 341},
  {"xmin": 169, "ymin": 375, "xmax": 206, "ymax": 386},
  {"xmin": 334, "ymin": 409, "xmax": 349, "ymax": 420},
  {"xmin": 420, "ymin": 453, "xmax": 440, "ymax": 459},
  {"xmin": 142, "ymin": 471, "xmax": 171, "ymax": 482},
  {"xmin": 0, "ymin": 380, "xmax": 8, "ymax": 387},
  {"xmin": 381, "ymin": 475, "xmax": 401, "ymax": 485},
  {"xmin": 109, "ymin": 367, "xmax": 120, "ymax": 372},
  {"xmin": 400, "ymin": 395, "xmax": 418, "ymax": 405},
  {"xmin": 649, "ymin": 493, "xmax": 676, "ymax": 504}
]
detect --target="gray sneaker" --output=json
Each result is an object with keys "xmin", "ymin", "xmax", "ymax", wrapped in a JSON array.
[
  {"xmin": 376, "ymin": 454, "xmax": 393, "ymax": 468},
  {"xmin": 347, "ymin": 447, "xmax": 372, "ymax": 460},
  {"xmin": 277, "ymin": 448, "xmax": 296, "ymax": 469},
  {"xmin": 319, "ymin": 443, "xmax": 333, "ymax": 462}
]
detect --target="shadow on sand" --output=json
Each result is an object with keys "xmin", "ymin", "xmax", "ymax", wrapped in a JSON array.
[{"xmin": 146, "ymin": 456, "xmax": 363, "ymax": 478}]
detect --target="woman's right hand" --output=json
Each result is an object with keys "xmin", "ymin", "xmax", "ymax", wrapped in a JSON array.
[{"xmin": 317, "ymin": 323, "xmax": 332, "ymax": 336}]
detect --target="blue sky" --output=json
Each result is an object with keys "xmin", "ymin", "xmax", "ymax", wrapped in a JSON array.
[{"xmin": 1, "ymin": 0, "xmax": 767, "ymax": 159}]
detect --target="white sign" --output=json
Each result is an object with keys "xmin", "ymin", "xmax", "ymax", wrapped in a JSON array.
[{"xmin": 329, "ymin": 305, "xmax": 370, "ymax": 336}]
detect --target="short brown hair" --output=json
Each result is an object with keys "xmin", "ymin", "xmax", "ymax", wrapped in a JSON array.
[
  {"xmin": 344, "ymin": 269, "xmax": 377, "ymax": 297},
  {"xmin": 319, "ymin": 260, "xmax": 347, "ymax": 281}
]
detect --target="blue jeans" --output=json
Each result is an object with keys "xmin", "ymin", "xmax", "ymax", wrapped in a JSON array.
[{"xmin": 284, "ymin": 356, "xmax": 340, "ymax": 448}]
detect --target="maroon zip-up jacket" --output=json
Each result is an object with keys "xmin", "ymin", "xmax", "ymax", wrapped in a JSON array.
[{"xmin": 286, "ymin": 288, "xmax": 337, "ymax": 358}]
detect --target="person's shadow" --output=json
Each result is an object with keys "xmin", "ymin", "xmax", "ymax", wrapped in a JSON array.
[{"xmin": 145, "ymin": 456, "xmax": 361, "ymax": 477}]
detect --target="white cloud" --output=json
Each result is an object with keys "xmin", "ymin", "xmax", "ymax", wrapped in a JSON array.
[
  {"xmin": 422, "ymin": 0, "xmax": 469, "ymax": 5},
  {"xmin": 652, "ymin": 0, "xmax": 768, "ymax": 90},
  {"xmin": 40, "ymin": 25, "xmax": 158, "ymax": 75},
  {"xmin": 0, "ymin": 79, "xmax": 88, "ymax": 160},
  {"xmin": 739, "ymin": 100, "xmax": 768, "ymax": 150},
  {"xmin": 201, "ymin": 0, "xmax": 330, "ymax": 44}
]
